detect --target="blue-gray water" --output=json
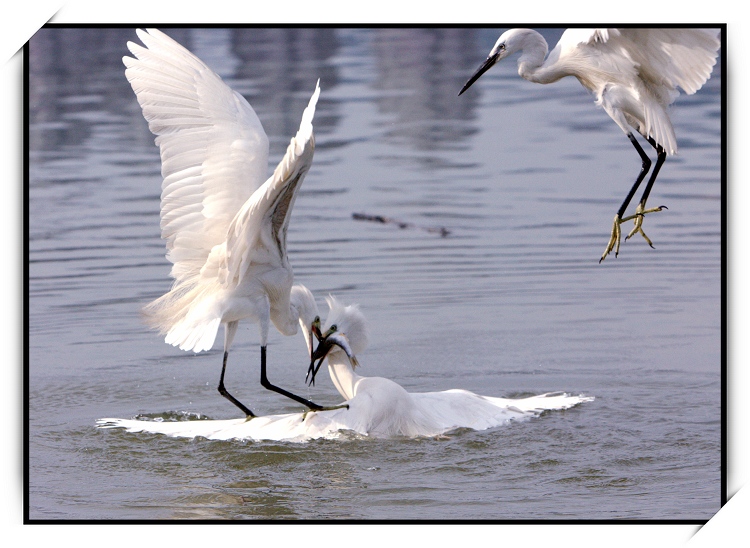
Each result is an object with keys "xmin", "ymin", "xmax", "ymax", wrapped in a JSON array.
[{"xmin": 28, "ymin": 27, "xmax": 722, "ymax": 521}]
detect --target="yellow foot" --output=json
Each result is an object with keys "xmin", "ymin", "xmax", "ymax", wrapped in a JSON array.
[
  {"xmin": 599, "ymin": 204, "xmax": 666, "ymax": 262},
  {"xmin": 600, "ymin": 214, "xmax": 622, "ymax": 263},
  {"xmin": 623, "ymin": 203, "xmax": 667, "ymax": 248},
  {"xmin": 302, "ymin": 403, "xmax": 349, "ymax": 422}
]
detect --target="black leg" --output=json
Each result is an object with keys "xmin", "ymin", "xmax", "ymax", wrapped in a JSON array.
[
  {"xmin": 638, "ymin": 137, "xmax": 667, "ymax": 208},
  {"xmin": 600, "ymin": 132, "xmax": 658, "ymax": 262},
  {"xmin": 617, "ymin": 133, "xmax": 653, "ymax": 219},
  {"xmin": 621, "ymin": 137, "xmax": 668, "ymax": 247},
  {"xmin": 259, "ymin": 346, "xmax": 324, "ymax": 411},
  {"xmin": 218, "ymin": 351, "xmax": 255, "ymax": 417}
]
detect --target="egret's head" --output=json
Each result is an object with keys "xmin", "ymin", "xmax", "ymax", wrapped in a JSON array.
[
  {"xmin": 458, "ymin": 28, "xmax": 538, "ymax": 95},
  {"xmin": 305, "ymin": 296, "xmax": 369, "ymax": 386}
]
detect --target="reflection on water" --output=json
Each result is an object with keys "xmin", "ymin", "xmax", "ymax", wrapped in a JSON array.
[{"xmin": 28, "ymin": 27, "xmax": 722, "ymax": 521}]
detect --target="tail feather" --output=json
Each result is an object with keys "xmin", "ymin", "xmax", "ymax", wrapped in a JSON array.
[
  {"xmin": 143, "ymin": 279, "xmax": 222, "ymax": 352},
  {"xmin": 165, "ymin": 316, "xmax": 221, "ymax": 352}
]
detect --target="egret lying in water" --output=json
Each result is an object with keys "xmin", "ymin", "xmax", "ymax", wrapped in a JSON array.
[
  {"xmin": 459, "ymin": 28, "xmax": 721, "ymax": 262},
  {"xmin": 124, "ymin": 28, "xmax": 340, "ymax": 417},
  {"xmin": 98, "ymin": 296, "xmax": 593, "ymax": 441}
]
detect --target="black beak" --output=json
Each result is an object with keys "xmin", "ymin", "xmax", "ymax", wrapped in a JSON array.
[
  {"xmin": 458, "ymin": 52, "xmax": 499, "ymax": 96},
  {"xmin": 306, "ymin": 336, "xmax": 334, "ymax": 387},
  {"xmin": 305, "ymin": 331, "xmax": 358, "ymax": 387},
  {"xmin": 311, "ymin": 316, "xmax": 322, "ymax": 341},
  {"xmin": 308, "ymin": 316, "xmax": 322, "ymax": 363}
]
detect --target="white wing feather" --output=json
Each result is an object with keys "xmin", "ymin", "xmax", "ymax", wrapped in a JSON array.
[
  {"xmin": 144, "ymin": 81, "xmax": 320, "ymax": 352},
  {"xmin": 127, "ymin": 28, "xmax": 321, "ymax": 353},
  {"xmin": 223, "ymin": 81, "xmax": 320, "ymax": 287},
  {"xmin": 608, "ymin": 28, "xmax": 720, "ymax": 96},
  {"xmin": 123, "ymin": 28, "xmax": 270, "ymax": 284},
  {"xmin": 561, "ymin": 28, "xmax": 719, "ymax": 154},
  {"xmin": 569, "ymin": 28, "xmax": 720, "ymax": 95},
  {"xmin": 97, "ymin": 389, "xmax": 594, "ymax": 441}
]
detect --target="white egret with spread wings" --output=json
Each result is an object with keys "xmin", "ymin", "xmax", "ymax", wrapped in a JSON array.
[
  {"xmin": 124, "ymin": 28, "xmax": 339, "ymax": 417},
  {"xmin": 459, "ymin": 28, "xmax": 720, "ymax": 261}
]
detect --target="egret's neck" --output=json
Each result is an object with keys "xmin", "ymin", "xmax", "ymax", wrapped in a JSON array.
[
  {"xmin": 514, "ymin": 31, "xmax": 561, "ymax": 85},
  {"xmin": 326, "ymin": 352, "xmax": 362, "ymax": 401},
  {"xmin": 286, "ymin": 284, "xmax": 318, "ymax": 352}
]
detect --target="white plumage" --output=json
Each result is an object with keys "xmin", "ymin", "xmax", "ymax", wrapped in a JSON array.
[
  {"xmin": 124, "ymin": 28, "xmax": 324, "ymax": 416},
  {"xmin": 459, "ymin": 28, "xmax": 721, "ymax": 261}
]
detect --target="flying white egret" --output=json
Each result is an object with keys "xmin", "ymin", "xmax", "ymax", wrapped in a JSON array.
[
  {"xmin": 98, "ymin": 296, "xmax": 593, "ymax": 441},
  {"xmin": 458, "ymin": 28, "xmax": 721, "ymax": 262},
  {"xmin": 123, "ymin": 28, "xmax": 340, "ymax": 417}
]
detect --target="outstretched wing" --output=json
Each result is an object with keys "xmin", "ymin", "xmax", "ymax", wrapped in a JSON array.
[
  {"xmin": 223, "ymin": 81, "xmax": 321, "ymax": 287},
  {"xmin": 564, "ymin": 28, "xmax": 720, "ymax": 153},
  {"xmin": 123, "ymin": 28, "xmax": 270, "ymax": 283},
  {"xmin": 611, "ymin": 28, "xmax": 721, "ymax": 96},
  {"xmin": 567, "ymin": 28, "xmax": 720, "ymax": 96}
]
